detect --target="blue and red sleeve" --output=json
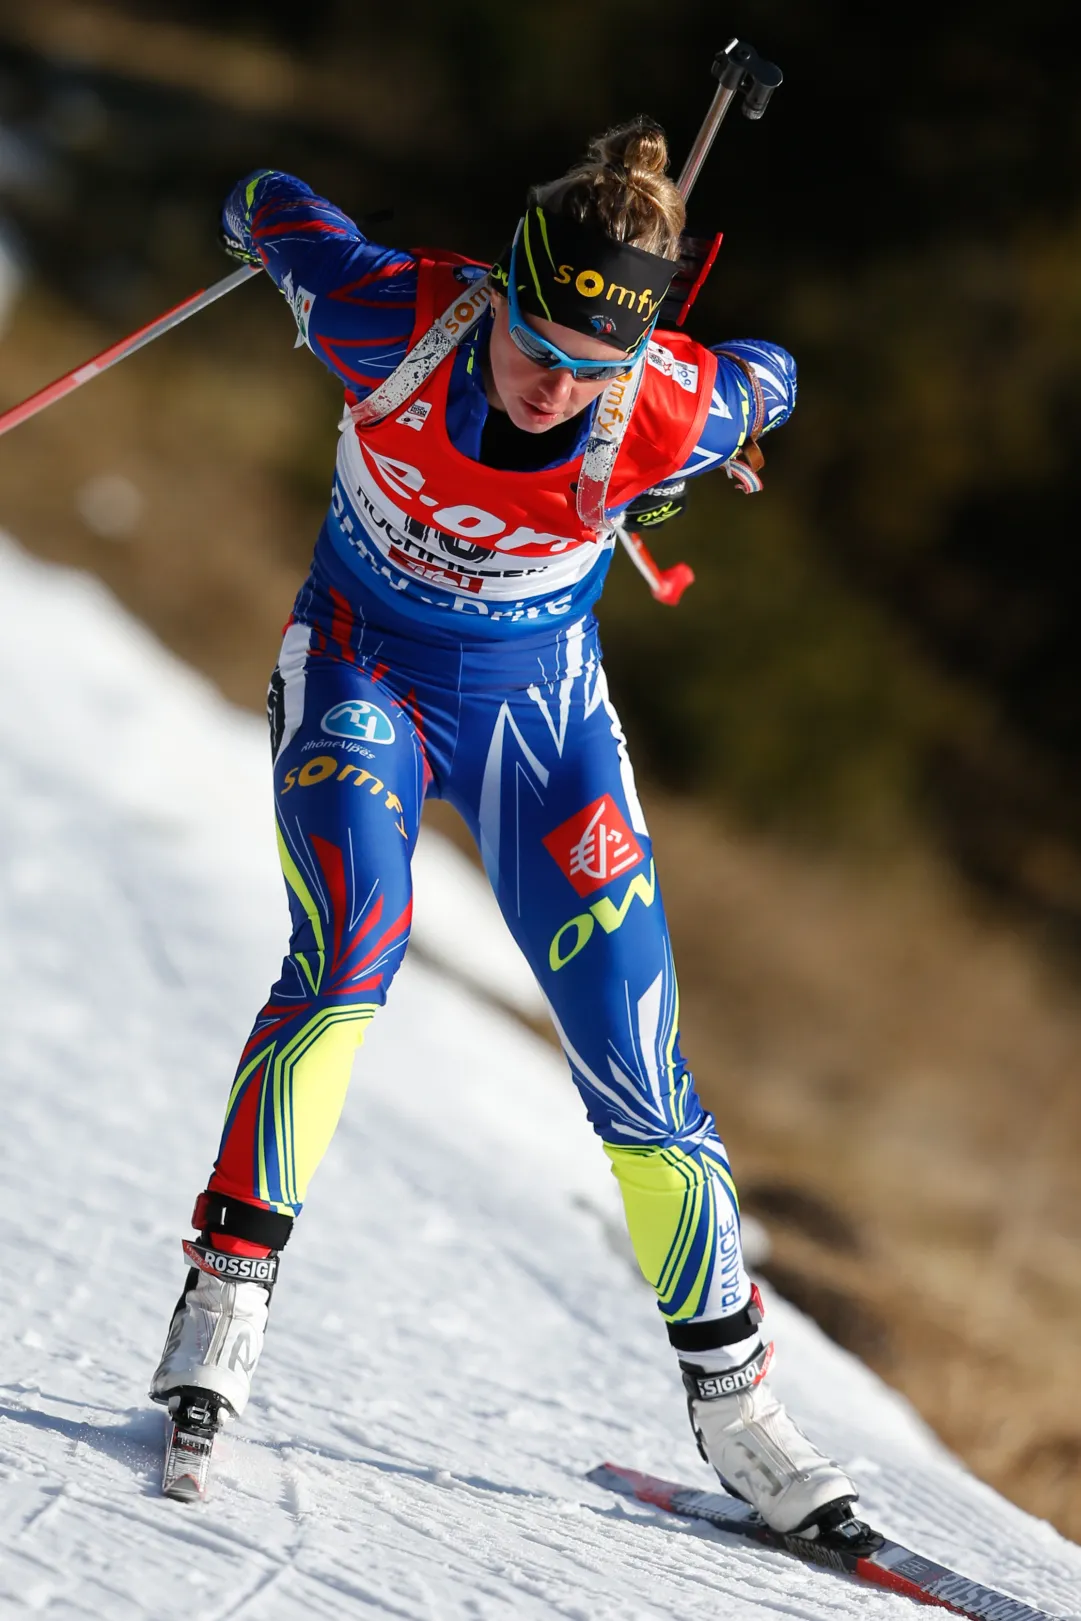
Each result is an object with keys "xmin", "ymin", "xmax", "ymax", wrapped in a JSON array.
[
  {"xmin": 221, "ymin": 170, "xmax": 418, "ymax": 395},
  {"xmin": 220, "ymin": 172, "xmax": 797, "ymax": 479},
  {"xmin": 676, "ymin": 339, "xmax": 798, "ymax": 481}
]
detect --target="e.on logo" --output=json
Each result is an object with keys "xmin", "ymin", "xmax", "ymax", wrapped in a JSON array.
[{"xmin": 360, "ymin": 447, "xmax": 583, "ymax": 556}]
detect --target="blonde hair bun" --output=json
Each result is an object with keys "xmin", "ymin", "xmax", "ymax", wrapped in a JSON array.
[
  {"xmin": 592, "ymin": 118, "xmax": 672, "ymax": 186},
  {"xmin": 535, "ymin": 115, "xmax": 686, "ymax": 260}
]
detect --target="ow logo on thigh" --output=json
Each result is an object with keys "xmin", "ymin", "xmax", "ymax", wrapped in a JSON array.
[{"xmin": 548, "ymin": 861, "xmax": 656, "ymax": 971}]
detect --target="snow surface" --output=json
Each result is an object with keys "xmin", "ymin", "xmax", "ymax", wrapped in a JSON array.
[{"xmin": 0, "ymin": 529, "xmax": 1078, "ymax": 1620}]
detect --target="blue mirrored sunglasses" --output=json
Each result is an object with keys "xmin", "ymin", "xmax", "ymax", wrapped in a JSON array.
[{"xmin": 505, "ymin": 223, "xmax": 653, "ymax": 382}]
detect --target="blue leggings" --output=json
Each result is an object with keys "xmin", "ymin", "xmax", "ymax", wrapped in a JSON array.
[{"xmin": 209, "ymin": 574, "xmax": 751, "ymax": 1331}]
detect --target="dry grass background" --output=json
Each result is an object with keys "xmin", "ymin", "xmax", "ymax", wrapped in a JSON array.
[{"xmin": 2, "ymin": 288, "xmax": 1079, "ymax": 1541}]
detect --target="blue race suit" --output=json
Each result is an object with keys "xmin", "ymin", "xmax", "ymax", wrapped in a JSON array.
[{"xmin": 208, "ymin": 171, "xmax": 797, "ymax": 1337}]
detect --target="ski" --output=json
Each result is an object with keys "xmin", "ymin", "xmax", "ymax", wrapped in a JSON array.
[
  {"xmin": 161, "ymin": 1388, "xmax": 226, "ymax": 1502},
  {"xmin": 587, "ymin": 1463, "xmax": 1061, "ymax": 1621}
]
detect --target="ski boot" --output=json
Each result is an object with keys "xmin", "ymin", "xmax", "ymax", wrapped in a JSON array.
[
  {"xmin": 150, "ymin": 1191, "xmax": 292, "ymax": 1421},
  {"xmin": 677, "ymin": 1289, "xmax": 857, "ymax": 1536}
]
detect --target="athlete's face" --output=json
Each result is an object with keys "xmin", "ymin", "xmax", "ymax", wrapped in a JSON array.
[{"xmin": 485, "ymin": 292, "xmax": 629, "ymax": 433}]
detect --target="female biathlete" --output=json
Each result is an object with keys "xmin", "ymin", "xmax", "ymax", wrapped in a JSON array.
[{"xmin": 151, "ymin": 120, "xmax": 859, "ymax": 1534}]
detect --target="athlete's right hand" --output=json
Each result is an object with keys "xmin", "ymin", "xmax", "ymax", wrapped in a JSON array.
[
  {"xmin": 220, "ymin": 172, "xmax": 273, "ymax": 266},
  {"xmin": 219, "ymin": 223, "xmax": 262, "ymax": 267}
]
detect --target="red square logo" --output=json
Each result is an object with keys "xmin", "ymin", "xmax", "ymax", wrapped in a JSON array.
[{"xmin": 542, "ymin": 795, "xmax": 645, "ymax": 897}]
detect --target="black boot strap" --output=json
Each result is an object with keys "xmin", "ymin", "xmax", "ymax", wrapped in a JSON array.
[{"xmin": 192, "ymin": 1191, "xmax": 293, "ymax": 1250}]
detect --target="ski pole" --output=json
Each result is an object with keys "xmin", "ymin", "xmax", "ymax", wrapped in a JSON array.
[
  {"xmin": 0, "ymin": 263, "xmax": 261, "ymax": 441},
  {"xmin": 617, "ymin": 523, "xmax": 696, "ymax": 606},
  {"xmin": 618, "ymin": 37, "xmax": 782, "ymax": 605}
]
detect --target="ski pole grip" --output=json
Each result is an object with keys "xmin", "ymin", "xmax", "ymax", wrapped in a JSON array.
[{"xmin": 713, "ymin": 39, "xmax": 783, "ymax": 120}]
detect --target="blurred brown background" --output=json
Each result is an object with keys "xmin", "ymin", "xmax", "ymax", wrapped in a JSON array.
[{"xmin": 1, "ymin": 1, "xmax": 1079, "ymax": 1539}]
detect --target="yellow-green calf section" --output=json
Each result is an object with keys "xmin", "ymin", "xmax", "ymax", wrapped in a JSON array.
[{"xmin": 604, "ymin": 1141, "xmax": 727, "ymax": 1323}]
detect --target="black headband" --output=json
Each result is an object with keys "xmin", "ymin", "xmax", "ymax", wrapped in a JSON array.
[{"xmin": 491, "ymin": 204, "xmax": 679, "ymax": 351}]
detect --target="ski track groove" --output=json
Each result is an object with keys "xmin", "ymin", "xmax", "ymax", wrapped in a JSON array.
[
  {"xmin": 11, "ymin": 1480, "xmax": 73, "ymax": 1541},
  {"xmin": 195, "ymin": 1452, "xmax": 316, "ymax": 1621},
  {"xmin": 197, "ymin": 1559, "xmax": 295, "ymax": 1621},
  {"xmin": 294, "ymin": 1461, "xmax": 876, "ymax": 1621}
]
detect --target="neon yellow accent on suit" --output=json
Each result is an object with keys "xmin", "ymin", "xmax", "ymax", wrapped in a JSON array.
[
  {"xmin": 295, "ymin": 952, "xmax": 320, "ymax": 995},
  {"xmin": 258, "ymin": 1075, "xmax": 272, "ymax": 1210},
  {"xmin": 282, "ymin": 1005, "xmax": 375, "ymax": 1203},
  {"xmin": 604, "ymin": 1142, "xmax": 721, "ymax": 1321},
  {"xmin": 667, "ymin": 982, "xmax": 683, "ymax": 1129},
  {"xmin": 276, "ymin": 824, "xmax": 325, "ymax": 988},
  {"xmin": 245, "ymin": 170, "xmax": 273, "ymax": 208},
  {"xmin": 731, "ymin": 377, "xmax": 752, "ymax": 455},
  {"xmin": 251, "ymin": 1004, "xmax": 377, "ymax": 1210},
  {"xmin": 226, "ymin": 1048, "xmax": 265, "ymax": 1124}
]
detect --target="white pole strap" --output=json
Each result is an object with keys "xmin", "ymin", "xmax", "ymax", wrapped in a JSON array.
[
  {"xmin": 348, "ymin": 276, "xmax": 492, "ymax": 428},
  {"xmin": 574, "ymin": 356, "xmax": 648, "ymax": 537}
]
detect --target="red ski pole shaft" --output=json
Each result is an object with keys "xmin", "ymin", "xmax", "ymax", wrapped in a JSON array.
[
  {"xmin": 0, "ymin": 263, "xmax": 261, "ymax": 440},
  {"xmin": 617, "ymin": 523, "xmax": 695, "ymax": 605}
]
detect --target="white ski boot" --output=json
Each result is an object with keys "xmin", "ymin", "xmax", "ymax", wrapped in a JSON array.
[
  {"xmin": 150, "ymin": 1240, "xmax": 276, "ymax": 1420},
  {"xmin": 682, "ymin": 1339, "xmax": 858, "ymax": 1536}
]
